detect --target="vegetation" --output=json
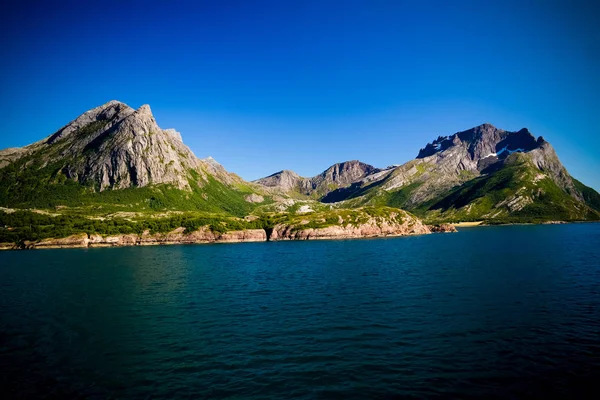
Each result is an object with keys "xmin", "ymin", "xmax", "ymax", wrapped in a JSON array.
[
  {"xmin": 0, "ymin": 206, "xmax": 413, "ymax": 245},
  {"xmin": 0, "ymin": 156, "xmax": 263, "ymax": 216},
  {"xmin": 411, "ymin": 158, "xmax": 600, "ymax": 224},
  {"xmin": 0, "ymin": 209, "xmax": 263, "ymax": 245}
]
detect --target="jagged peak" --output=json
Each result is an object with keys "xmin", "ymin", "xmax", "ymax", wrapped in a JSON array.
[
  {"xmin": 475, "ymin": 122, "xmax": 498, "ymax": 130},
  {"xmin": 329, "ymin": 159, "xmax": 368, "ymax": 167},
  {"xmin": 321, "ymin": 160, "xmax": 378, "ymax": 176},
  {"xmin": 46, "ymin": 101, "xmax": 135, "ymax": 144},
  {"xmin": 273, "ymin": 169, "xmax": 301, "ymax": 178},
  {"xmin": 102, "ymin": 100, "xmax": 127, "ymax": 107},
  {"xmin": 136, "ymin": 104, "xmax": 152, "ymax": 115},
  {"xmin": 201, "ymin": 156, "xmax": 221, "ymax": 167},
  {"xmin": 417, "ymin": 124, "xmax": 544, "ymax": 159},
  {"xmin": 164, "ymin": 128, "xmax": 183, "ymax": 142}
]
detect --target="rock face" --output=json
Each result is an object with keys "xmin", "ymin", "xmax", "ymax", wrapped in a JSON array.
[
  {"xmin": 0, "ymin": 101, "xmax": 243, "ymax": 191},
  {"xmin": 8, "ymin": 218, "xmax": 433, "ymax": 249},
  {"xmin": 244, "ymin": 193, "xmax": 265, "ymax": 203},
  {"xmin": 23, "ymin": 228, "xmax": 268, "ymax": 249},
  {"xmin": 269, "ymin": 209, "xmax": 430, "ymax": 240},
  {"xmin": 270, "ymin": 220, "xmax": 429, "ymax": 240},
  {"xmin": 255, "ymin": 170, "xmax": 308, "ymax": 193},
  {"xmin": 0, "ymin": 148, "xmax": 28, "ymax": 169},
  {"xmin": 254, "ymin": 160, "xmax": 379, "ymax": 196},
  {"xmin": 428, "ymin": 224, "xmax": 458, "ymax": 233}
]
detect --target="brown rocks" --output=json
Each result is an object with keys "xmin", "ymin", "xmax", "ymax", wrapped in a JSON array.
[
  {"xmin": 3, "ymin": 214, "xmax": 436, "ymax": 250},
  {"xmin": 0, "ymin": 242, "xmax": 17, "ymax": 250},
  {"xmin": 428, "ymin": 224, "xmax": 457, "ymax": 233},
  {"xmin": 270, "ymin": 215, "xmax": 431, "ymax": 241},
  {"xmin": 244, "ymin": 194, "xmax": 265, "ymax": 203},
  {"xmin": 18, "ymin": 227, "xmax": 269, "ymax": 250},
  {"xmin": 31, "ymin": 233, "xmax": 90, "ymax": 249}
]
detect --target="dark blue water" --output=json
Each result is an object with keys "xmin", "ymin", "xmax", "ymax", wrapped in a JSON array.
[{"xmin": 1, "ymin": 224, "xmax": 600, "ymax": 399}]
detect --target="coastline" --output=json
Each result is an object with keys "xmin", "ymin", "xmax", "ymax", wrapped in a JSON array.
[{"xmin": 0, "ymin": 221, "xmax": 455, "ymax": 251}]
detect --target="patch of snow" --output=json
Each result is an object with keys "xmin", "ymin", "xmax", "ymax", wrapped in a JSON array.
[
  {"xmin": 483, "ymin": 146, "xmax": 525, "ymax": 159},
  {"xmin": 496, "ymin": 145, "xmax": 508, "ymax": 156}
]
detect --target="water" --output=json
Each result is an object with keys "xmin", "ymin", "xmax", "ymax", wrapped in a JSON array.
[{"xmin": 1, "ymin": 224, "xmax": 599, "ymax": 399}]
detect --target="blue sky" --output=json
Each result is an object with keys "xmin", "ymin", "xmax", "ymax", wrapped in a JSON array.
[{"xmin": 1, "ymin": 0, "xmax": 599, "ymax": 189}]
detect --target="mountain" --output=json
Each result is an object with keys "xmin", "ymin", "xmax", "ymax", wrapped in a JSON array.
[
  {"xmin": 0, "ymin": 101, "xmax": 264, "ymax": 215},
  {"xmin": 256, "ymin": 123, "xmax": 600, "ymax": 223},
  {"xmin": 2, "ymin": 101, "xmax": 598, "ymax": 228},
  {"xmin": 254, "ymin": 160, "xmax": 379, "ymax": 197}
]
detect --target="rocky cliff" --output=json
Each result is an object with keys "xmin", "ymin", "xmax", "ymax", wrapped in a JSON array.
[
  {"xmin": 270, "ymin": 216, "xmax": 430, "ymax": 240},
  {"xmin": 7, "ymin": 228, "xmax": 268, "ymax": 249}
]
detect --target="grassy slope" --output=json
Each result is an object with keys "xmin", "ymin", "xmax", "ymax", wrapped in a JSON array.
[
  {"xmin": 0, "ymin": 149, "xmax": 265, "ymax": 217},
  {"xmin": 573, "ymin": 178, "xmax": 600, "ymax": 213},
  {"xmin": 412, "ymin": 157, "xmax": 600, "ymax": 223}
]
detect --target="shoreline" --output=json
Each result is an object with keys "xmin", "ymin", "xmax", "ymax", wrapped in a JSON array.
[
  {"xmin": 0, "ymin": 231, "xmax": 433, "ymax": 251},
  {"xmin": 1, "ymin": 222, "xmax": 451, "ymax": 251},
  {"xmin": 4, "ymin": 220, "xmax": 596, "ymax": 251}
]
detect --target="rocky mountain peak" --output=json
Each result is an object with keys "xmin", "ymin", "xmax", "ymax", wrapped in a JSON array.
[
  {"xmin": 136, "ymin": 104, "xmax": 152, "ymax": 114},
  {"xmin": 254, "ymin": 170, "xmax": 305, "ymax": 192},
  {"xmin": 164, "ymin": 128, "xmax": 183, "ymax": 142},
  {"xmin": 255, "ymin": 161, "xmax": 379, "ymax": 197},
  {"xmin": 3, "ymin": 101, "xmax": 211, "ymax": 191},
  {"xmin": 417, "ymin": 124, "xmax": 541, "ymax": 162},
  {"xmin": 47, "ymin": 100, "xmax": 134, "ymax": 144},
  {"xmin": 316, "ymin": 160, "xmax": 379, "ymax": 187}
]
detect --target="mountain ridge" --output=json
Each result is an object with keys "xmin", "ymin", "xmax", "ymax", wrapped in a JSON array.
[
  {"xmin": 253, "ymin": 160, "xmax": 380, "ymax": 197},
  {"xmin": 1, "ymin": 102, "xmax": 599, "ymax": 226}
]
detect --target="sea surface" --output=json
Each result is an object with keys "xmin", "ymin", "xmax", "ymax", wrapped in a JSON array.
[{"xmin": 1, "ymin": 224, "xmax": 600, "ymax": 399}]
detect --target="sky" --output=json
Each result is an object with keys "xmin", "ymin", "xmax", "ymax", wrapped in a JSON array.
[{"xmin": 1, "ymin": 0, "xmax": 599, "ymax": 189}]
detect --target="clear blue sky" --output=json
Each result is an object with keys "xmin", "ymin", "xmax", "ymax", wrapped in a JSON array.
[{"xmin": 1, "ymin": 0, "xmax": 599, "ymax": 189}]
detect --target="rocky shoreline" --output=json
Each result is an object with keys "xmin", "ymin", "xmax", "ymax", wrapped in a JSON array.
[{"xmin": 0, "ymin": 222, "xmax": 456, "ymax": 250}]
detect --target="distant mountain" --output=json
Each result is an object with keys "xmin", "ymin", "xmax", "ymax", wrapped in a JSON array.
[
  {"xmin": 0, "ymin": 101, "xmax": 264, "ymax": 215},
  {"xmin": 254, "ymin": 160, "xmax": 379, "ymax": 197},
  {"xmin": 256, "ymin": 123, "xmax": 600, "ymax": 223}
]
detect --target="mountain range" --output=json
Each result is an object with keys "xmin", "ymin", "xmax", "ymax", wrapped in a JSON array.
[
  {"xmin": 1, "ymin": 100, "xmax": 599, "ymax": 248},
  {"xmin": 256, "ymin": 123, "xmax": 600, "ymax": 223}
]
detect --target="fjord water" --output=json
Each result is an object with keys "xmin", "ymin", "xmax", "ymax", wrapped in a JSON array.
[{"xmin": 1, "ymin": 225, "xmax": 599, "ymax": 399}]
